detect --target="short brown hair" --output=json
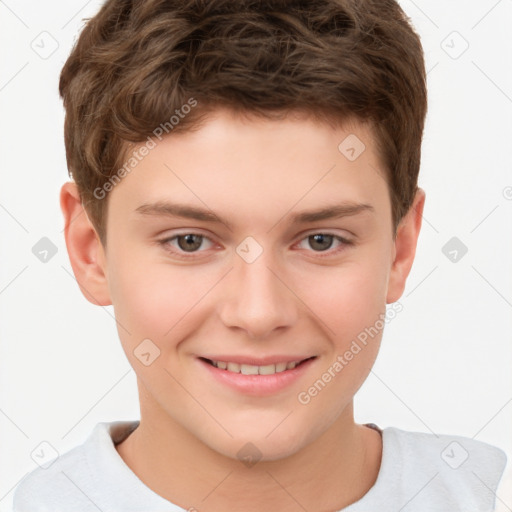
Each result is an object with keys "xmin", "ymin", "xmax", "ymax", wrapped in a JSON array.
[{"xmin": 59, "ymin": 0, "xmax": 427, "ymax": 245}]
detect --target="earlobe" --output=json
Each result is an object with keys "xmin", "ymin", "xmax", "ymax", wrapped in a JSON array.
[
  {"xmin": 60, "ymin": 182, "xmax": 112, "ymax": 306},
  {"xmin": 386, "ymin": 188, "xmax": 426, "ymax": 304}
]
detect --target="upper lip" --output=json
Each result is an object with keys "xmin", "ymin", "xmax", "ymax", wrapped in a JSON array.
[{"xmin": 199, "ymin": 355, "xmax": 316, "ymax": 366}]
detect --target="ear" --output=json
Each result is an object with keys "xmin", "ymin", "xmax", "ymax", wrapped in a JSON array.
[
  {"xmin": 60, "ymin": 182, "xmax": 112, "ymax": 306},
  {"xmin": 386, "ymin": 187, "xmax": 426, "ymax": 303}
]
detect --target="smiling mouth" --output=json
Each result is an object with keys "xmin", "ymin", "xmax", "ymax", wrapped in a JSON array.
[{"xmin": 199, "ymin": 356, "xmax": 316, "ymax": 375}]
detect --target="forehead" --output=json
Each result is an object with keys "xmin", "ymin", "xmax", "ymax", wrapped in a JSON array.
[{"xmin": 108, "ymin": 108, "xmax": 391, "ymax": 228}]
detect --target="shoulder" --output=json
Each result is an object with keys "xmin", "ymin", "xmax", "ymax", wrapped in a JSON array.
[
  {"xmin": 13, "ymin": 444, "xmax": 92, "ymax": 511},
  {"xmin": 382, "ymin": 427, "xmax": 507, "ymax": 510},
  {"xmin": 12, "ymin": 422, "xmax": 117, "ymax": 512},
  {"xmin": 386, "ymin": 427, "xmax": 507, "ymax": 475}
]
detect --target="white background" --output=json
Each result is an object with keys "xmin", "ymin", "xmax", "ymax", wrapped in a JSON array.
[{"xmin": 0, "ymin": 0, "xmax": 511, "ymax": 510}]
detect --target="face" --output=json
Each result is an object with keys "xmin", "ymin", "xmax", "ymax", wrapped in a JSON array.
[{"xmin": 95, "ymin": 109, "xmax": 404, "ymax": 460}]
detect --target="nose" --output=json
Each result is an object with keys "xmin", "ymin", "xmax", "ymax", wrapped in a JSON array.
[{"xmin": 218, "ymin": 246, "xmax": 299, "ymax": 340}]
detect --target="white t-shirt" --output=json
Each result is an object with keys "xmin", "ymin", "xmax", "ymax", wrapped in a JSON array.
[{"xmin": 12, "ymin": 420, "xmax": 507, "ymax": 512}]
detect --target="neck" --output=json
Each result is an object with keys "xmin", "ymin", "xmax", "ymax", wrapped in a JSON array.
[{"xmin": 116, "ymin": 389, "xmax": 382, "ymax": 512}]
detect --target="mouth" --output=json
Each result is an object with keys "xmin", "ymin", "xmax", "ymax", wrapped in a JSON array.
[
  {"xmin": 197, "ymin": 354, "xmax": 318, "ymax": 395},
  {"xmin": 199, "ymin": 356, "xmax": 316, "ymax": 375}
]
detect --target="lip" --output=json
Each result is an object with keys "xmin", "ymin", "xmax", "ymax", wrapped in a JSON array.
[{"xmin": 197, "ymin": 355, "xmax": 317, "ymax": 396}]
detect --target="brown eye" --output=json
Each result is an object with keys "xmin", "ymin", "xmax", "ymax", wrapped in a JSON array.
[
  {"xmin": 296, "ymin": 232, "xmax": 354, "ymax": 257},
  {"xmin": 308, "ymin": 234, "xmax": 334, "ymax": 252},
  {"xmin": 159, "ymin": 232, "xmax": 215, "ymax": 258},
  {"xmin": 176, "ymin": 234, "xmax": 204, "ymax": 252}
]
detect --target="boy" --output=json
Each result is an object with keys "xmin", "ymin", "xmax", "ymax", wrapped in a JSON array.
[{"xmin": 13, "ymin": 0, "xmax": 507, "ymax": 510}]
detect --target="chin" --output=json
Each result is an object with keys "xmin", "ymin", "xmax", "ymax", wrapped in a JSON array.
[{"xmin": 201, "ymin": 422, "xmax": 317, "ymax": 464}]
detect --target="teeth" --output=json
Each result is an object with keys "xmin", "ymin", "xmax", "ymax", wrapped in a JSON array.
[
  {"xmin": 208, "ymin": 359, "xmax": 305, "ymax": 375},
  {"xmin": 227, "ymin": 362, "xmax": 240, "ymax": 373},
  {"xmin": 258, "ymin": 364, "xmax": 277, "ymax": 375},
  {"xmin": 241, "ymin": 364, "xmax": 259, "ymax": 375}
]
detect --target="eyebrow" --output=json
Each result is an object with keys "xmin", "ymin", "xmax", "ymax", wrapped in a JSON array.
[{"xmin": 134, "ymin": 200, "xmax": 374, "ymax": 230}]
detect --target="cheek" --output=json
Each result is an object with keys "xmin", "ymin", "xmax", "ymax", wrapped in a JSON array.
[
  {"xmin": 107, "ymin": 248, "xmax": 220, "ymax": 352},
  {"xmin": 109, "ymin": 263, "xmax": 167, "ymax": 333},
  {"xmin": 298, "ymin": 256, "xmax": 388, "ymax": 340}
]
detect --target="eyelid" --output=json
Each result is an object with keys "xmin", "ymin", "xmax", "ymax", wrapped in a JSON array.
[{"xmin": 297, "ymin": 227, "xmax": 354, "ymax": 240}]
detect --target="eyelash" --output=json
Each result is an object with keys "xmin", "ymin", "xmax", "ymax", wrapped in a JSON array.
[{"xmin": 157, "ymin": 231, "xmax": 354, "ymax": 260}]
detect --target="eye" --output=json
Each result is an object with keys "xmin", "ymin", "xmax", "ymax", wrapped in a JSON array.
[
  {"xmin": 159, "ymin": 233, "xmax": 215, "ymax": 258},
  {"xmin": 158, "ymin": 231, "xmax": 354, "ymax": 260},
  {"xmin": 296, "ymin": 232, "xmax": 353, "ymax": 257}
]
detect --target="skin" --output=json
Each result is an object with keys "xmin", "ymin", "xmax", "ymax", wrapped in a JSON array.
[{"xmin": 61, "ymin": 107, "xmax": 425, "ymax": 512}]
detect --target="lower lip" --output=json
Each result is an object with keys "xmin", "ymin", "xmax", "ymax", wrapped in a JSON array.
[{"xmin": 198, "ymin": 357, "xmax": 316, "ymax": 396}]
